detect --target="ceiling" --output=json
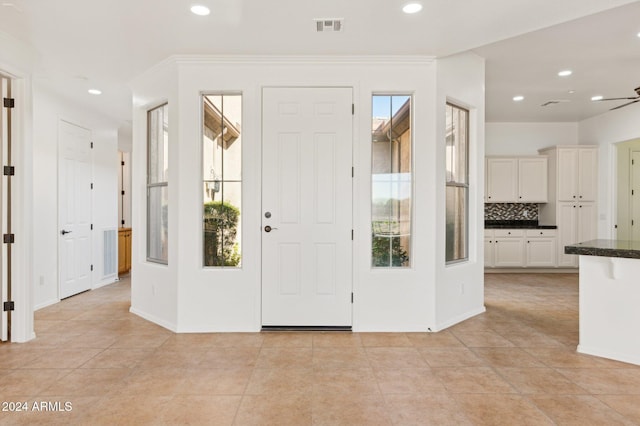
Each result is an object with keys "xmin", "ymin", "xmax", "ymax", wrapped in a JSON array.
[{"xmin": 1, "ymin": 0, "xmax": 639, "ymax": 128}]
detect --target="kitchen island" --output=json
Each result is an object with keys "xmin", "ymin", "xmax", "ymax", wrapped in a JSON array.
[{"xmin": 565, "ymin": 239, "xmax": 640, "ymax": 365}]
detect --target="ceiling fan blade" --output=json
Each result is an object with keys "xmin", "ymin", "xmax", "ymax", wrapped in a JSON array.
[
  {"xmin": 598, "ymin": 96, "xmax": 640, "ymax": 101},
  {"xmin": 610, "ymin": 99, "xmax": 640, "ymax": 110}
]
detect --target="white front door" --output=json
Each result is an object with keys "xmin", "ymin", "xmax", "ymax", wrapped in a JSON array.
[
  {"xmin": 58, "ymin": 121, "xmax": 92, "ymax": 299},
  {"xmin": 632, "ymin": 151, "xmax": 640, "ymax": 241},
  {"xmin": 262, "ymin": 87, "xmax": 353, "ymax": 327}
]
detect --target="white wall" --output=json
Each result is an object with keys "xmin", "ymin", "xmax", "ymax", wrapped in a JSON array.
[
  {"xmin": 434, "ymin": 52, "xmax": 486, "ymax": 330},
  {"xmin": 32, "ymin": 84, "xmax": 118, "ymax": 309},
  {"xmin": 486, "ymin": 122, "xmax": 578, "ymax": 155},
  {"xmin": 579, "ymin": 102, "xmax": 640, "ymax": 239},
  {"xmin": 130, "ymin": 55, "xmax": 486, "ymax": 333}
]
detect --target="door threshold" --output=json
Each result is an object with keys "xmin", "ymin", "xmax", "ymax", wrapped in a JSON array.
[{"xmin": 261, "ymin": 326, "xmax": 352, "ymax": 332}]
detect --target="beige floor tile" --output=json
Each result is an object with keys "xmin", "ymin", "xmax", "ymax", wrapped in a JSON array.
[
  {"xmin": 366, "ymin": 347, "xmax": 428, "ymax": 369},
  {"xmin": 118, "ymin": 367, "xmax": 186, "ymax": 396},
  {"xmin": 21, "ymin": 348, "xmax": 102, "ymax": 369},
  {"xmin": 454, "ymin": 393, "xmax": 554, "ymax": 425},
  {"xmin": 159, "ymin": 395, "xmax": 241, "ymax": 425},
  {"xmin": 501, "ymin": 331, "xmax": 565, "ymax": 348},
  {"xmin": 262, "ymin": 332, "xmax": 314, "ymax": 347},
  {"xmin": 452, "ymin": 330, "xmax": 515, "ymax": 348},
  {"xmin": 0, "ymin": 396, "xmax": 100, "ymax": 426},
  {"xmin": 109, "ymin": 333, "xmax": 171, "ymax": 349},
  {"xmin": 137, "ymin": 348, "xmax": 208, "ymax": 369},
  {"xmin": 471, "ymin": 347, "xmax": 545, "ymax": 368},
  {"xmin": 178, "ymin": 368, "xmax": 252, "ymax": 395},
  {"xmin": 313, "ymin": 367, "xmax": 380, "ymax": 395},
  {"xmin": 235, "ymin": 393, "xmax": 312, "ymax": 426},
  {"xmin": 556, "ymin": 368, "xmax": 640, "ymax": 394},
  {"xmin": 0, "ymin": 369, "xmax": 72, "ymax": 395},
  {"xmin": 361, "ymin": 333, "xmax": 412, "ymax": 347},
  {"xmin": 200, "ymin": 347, "xmax": 261, "ymax": 369},
  {"xmin": 81, "ymin": 348, "xmax": 154, "ymax": 369},
  {"xmin": 530, "ymin": 395, "xmax": 635, "ymax": 426},
  {"xmin": 374, "ymin": 368, "xmax": 447, "ymax": 394},
  {"xmin": 405, "ymin": 331, "xmax": 464, "ymax": 348},
  {"xmin": 433, "ymin": 367, "xmax": 517, "ymax": 394},
  {"xmin": 598, "ymin": 395, "xmax": 640, "ymax": 423},
  {"xmin": 524, "ymin": 347, "xmax": 629, "ymax": 369},
  {"xmin": 312, "ymin": 347, "xmax": 370, "ymax": 369},
  {"xmin": 209, "ymin": 332, "xmax": 265, "ymax": 347},
  {"xmin": 313, "ymin": 332, "xmax": 362, "ymax": 347},
  {"xmin": 158, "ymin": 333, "xmax": 219, "ymax": 349},
  {"xmin": 83, "ymin": 394, "xmax": 173, "ymax": 425},
  {"xmin": 40, "ymin": 368, "xmax": 131, "ymax": 396},
  {"xmin": 312, "ymin": 393, "xmax": 392, "ymax": 425},
  {"xmin": 245, "ymin": 368, "xmax": 314, "ymax": 395},
  {"xmin": 384, "ymin": 393, "xmax": 472, "ymax": 425},
  {"xmin": 255, "ymin": 347, "xmax": 313, "ymax": 369},
  {"xmin": 496, "ymin": 367, "xmax": 588, "ymax": 395},
  {"xmin": 419, "ymin": 347, "xmax": 485, "ymax": 367}
]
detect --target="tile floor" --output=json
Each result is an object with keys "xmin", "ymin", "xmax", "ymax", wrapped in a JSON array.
[{"xmin": 1, "ymin": 273, "xmax": 640, "ymax": 425}]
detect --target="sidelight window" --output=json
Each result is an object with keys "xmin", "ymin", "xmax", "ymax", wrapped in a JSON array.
[
  {"xmin": 445, "ymin": 102, "xmax": 469, "ymax": 263},
  {"xmin": 371, "ymin": 95, "xmax": 412, "ymax": 267},
  {"xmin": 202, "ymin": 94, "xmax": 242, "ymax": 267},
  {"xmin": 147, "ymin": 103, "xmax": 169, "ymax": 264}
]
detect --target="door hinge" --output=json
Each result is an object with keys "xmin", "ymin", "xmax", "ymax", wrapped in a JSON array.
[
  {"xmin": 3, "ymin": 166, "xmax": 15, "ymax": 176},
  {"xmin": 90, "ymin": 224, "xmax": 93, "ymax": 230},
  {"xmin": 90, "ymin": 264, "xmax": 94, "ymax": 271},
  {"xmin": 90, "ymin": 183, "xmax": 94, "ymax": 189},
  {"xmin": 351, "ymin": 292, "xmax": 354, "ymax": 303},
  {"xmin": 3, "ymin": 98, "xmax": 15, "ymax": 108},
  {"xmin": 121, "ymin": 219, "xmax": 125, "ymax": 225},
  {"xmin": 121, "ymin": 161, "xmax": 125, "ymax": 166},
  {"xmin": 351, "ymin": 229, "xmax": 354, "ymax": 240},
  {"xmin": 121, "ymin": 190, "xmax": 125, "ymax": 195},
  {"xmin": 3, "ymin": 234, "xmax": 15, "ymax": 244},
  {"xmin": 352, "ymin": 167, "xmax": 354, "ymax": 177},
  {"xmin": 3, "ymin": 301, "xmax": 14, "ymax": 311},
  {"xmin": 90, "ymin": 142, "xmax": 94, "ymax": 149},
  {"xmin": 352, "ymin": 104, "xmax": 354, "ymax": 115},
  {"xmin": 615, "ymin": 224, "xmax": 618, "ymax": 229}
]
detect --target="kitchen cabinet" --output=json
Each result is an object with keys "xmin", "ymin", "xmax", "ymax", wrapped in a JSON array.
[
  {"xmin": 486, "ymin": 156, "xmax": 548, "ymax": 203},
  {"xmin": 539, "ymin": 146, "xmax": 598, "ymax": 268},
  {"xmin": 485, "ymin": 228, "xmax": 557, "ymax": 268},
  {"xmin": 118, "ymin": 227, "xmax": 132, "ymax": 274}
]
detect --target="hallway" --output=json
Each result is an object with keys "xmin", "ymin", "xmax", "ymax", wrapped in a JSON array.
[{"xmin": 1, "ymin": 274, "xmax": 640, "ymax": 425}]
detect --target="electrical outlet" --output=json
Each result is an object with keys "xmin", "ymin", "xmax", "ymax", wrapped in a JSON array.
[
  {"xmin": 460, "ymin": 282, "xmax": 465, "ymax": 295},
  {"xmin": 39, "ymin": 275, "xmax": 44, "ymax": 286}
]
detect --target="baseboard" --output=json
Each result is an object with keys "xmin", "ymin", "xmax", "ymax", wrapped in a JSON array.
[
  {"xmin": 433, "ymin": 306, "xmax": 487, "ymax": 332},
  {"xmin": 34, "ymin": 298, "xmax": 60, "ymax": 311},
  {"xmin": 129, "ymin": 307, "xmax": 177, "ymax": 333},
  {"xmin": 485, "ymin": 268, "xmax": 578, "ymax": 274},
  {"xmin": 577, "ymin": 344, "xmax": 640, "ymax": 366}
]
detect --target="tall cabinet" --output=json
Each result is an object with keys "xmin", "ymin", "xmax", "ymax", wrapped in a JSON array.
[{"xmin": 538, "ymin": 146, "xmax": 598, "ymax": 267}]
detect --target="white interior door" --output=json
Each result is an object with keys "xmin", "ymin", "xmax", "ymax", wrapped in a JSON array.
[
  {"xmin": 58, "ymin": 121, "xmax": 92, "ymax": 299},
  {"xmin": 262, "ymin": 87, "xmax": 353, "ymax": 327},
  {"xmin": 632, "ymin": 151, "xmax": 640, "ymax": 241}
]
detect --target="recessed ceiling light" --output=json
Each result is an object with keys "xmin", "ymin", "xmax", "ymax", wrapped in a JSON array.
[
  {"xmin": 591, "ymin": 95, "xmax": 603, "ymax": 101},
  {"xmin": 88, "ymin": 89, "xmax": 102, "ymax": 95},
  {"xmin": 402, "ymin": 3, "xmax": 423, "ymax": 14},
  {"xmin": 190, "ymin": 4, "xmax": 210, "ymax": 16},
  {"xmin": 637, "ymin": 31, "xmax": 640, "ymax": 38},
  {"xmin": 558, "ymin": 70, "xmax": 572, "ymax": 77},
  {"xmin": 568, "ymin": 90, "xmax": 576, "ymax": 94},
  {"xmin": 513, "ymin": 95, "xmax": 524, "ymax": 102}
]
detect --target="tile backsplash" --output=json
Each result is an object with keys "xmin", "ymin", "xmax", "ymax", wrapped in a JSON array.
[{"xmin": 485, "ymin": 203, "xmax": 539, "ymax": 221}]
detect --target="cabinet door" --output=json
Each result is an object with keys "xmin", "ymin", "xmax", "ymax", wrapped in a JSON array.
[
  {"xmin": 577, "ymin": 202, "xmax": 597, "ymax": 243},
  {"xmin": 557, "ymin": 149, "xmax": 578, "ymax": 201},
  {"xmin": 557, "ymin": 202, "xmax": 578, "ymax": 267},
  {"xmin": 494, "ymin": 238, "xmax": 524, "ymax": 267},
  {"xmin": 486, "ymin": 158, "xmax": 518, "ymax": 202},
  {"xmin": 578, "ymin": 148, "xmax": 598, "ymax": 201},
  {"xmin": 484, "ymin": 238, "xmax": 494, "ymax": 267},
  {"xmin": 518, "ymin": 158, "xmax": 548, "ymax": 202},
  {"xmin": 525, "ymin": 238, "xmax": 557, "ymax": 267}
]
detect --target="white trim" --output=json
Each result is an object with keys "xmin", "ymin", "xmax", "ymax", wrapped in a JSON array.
[
  {"xmin": 34, "ymin": 298, "xmax": 60, "ymax": 311},
  {"xmin": 129, "ymin": 307, "xmax": 177, "ymax": 332},
  {"xmin": 485, "ymin": 268, "xmax": 577, "ymax": 273},
  {"xmin": 433, "ymin": 306, "xmax": 487, "ymax": 332},
  {"xmin": 577, "ymin": 344, "xmax": 640, "ymax": 366}
]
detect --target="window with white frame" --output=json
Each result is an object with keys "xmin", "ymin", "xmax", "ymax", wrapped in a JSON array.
[
  {"xmin": 147, "ymin": 104, "xmax": 169, "ymax": 264},
  {"xmin": 202, "ymin": 94, "xmax": 243, "ymax": 267},
  {"xmin": 445, "ymin": 102, "xmax": 469, "ymax": 263},
  {"xmin": 371, "ymin": 95, "xmax": 412, "ymax": 267}
]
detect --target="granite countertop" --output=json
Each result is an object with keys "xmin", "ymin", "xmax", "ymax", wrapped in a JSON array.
[
  {"xmin": 564, "ymin": 239, "xmax": 640, "ymax": 259},
  {"xmin": 484, "ymin": 220, "xmax": 557, "ymax": 230}
]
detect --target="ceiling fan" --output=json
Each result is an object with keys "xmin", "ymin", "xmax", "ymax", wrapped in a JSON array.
[{"xmin": 597, "ymin": 86, "xmax": 640, "ymax": 110}]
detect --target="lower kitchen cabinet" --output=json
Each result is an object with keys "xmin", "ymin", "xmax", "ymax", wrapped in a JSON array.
[{"xmin": 485, "ymin": 229, "xmax": 557, "ymax": 269}]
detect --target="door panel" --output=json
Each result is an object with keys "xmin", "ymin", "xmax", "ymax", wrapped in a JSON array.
[
  {"xmin": 59, "ymin": 121, "xmax": 92, "ymax": 299},
  {"xmin": 262, "ymin": 87, "xmax": 352, "ymax": 327}
]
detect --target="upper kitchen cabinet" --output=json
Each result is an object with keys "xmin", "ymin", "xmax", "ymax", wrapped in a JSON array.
[
  {"xmin": 486, "ymin": 156, "xmax": 548, "ymax": 203},
  {"xmin": 553, "ymin": 147, "xmax": 598, "ymax": 202}
]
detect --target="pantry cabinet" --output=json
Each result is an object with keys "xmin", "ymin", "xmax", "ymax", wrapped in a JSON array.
[{"xmin": 486, "ymin": 156, "xmax": 548, "ymax": 203}]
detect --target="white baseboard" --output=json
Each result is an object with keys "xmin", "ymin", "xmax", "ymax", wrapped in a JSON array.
[
  {"xmin": 577, "ymin": 344, "xmax": 640, "ymax": 366},
  {"xmin": 433, "ymin": 306, "xmax": 487, "ymax": 332},
  {"xmin": 485, "ymin": 268, "xmax": 578, "ymax": 274},
  {"xmin": 129, "ymin": 307, "xmax": 177, "ymax": 333},
  {"xmin": 34, "ymin": 298, "xmax": 60, "ymax": 311}
]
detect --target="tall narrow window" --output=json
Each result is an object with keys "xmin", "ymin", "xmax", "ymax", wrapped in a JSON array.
[
  {"xmin": 147, "ymin": 104, "xmax": 169, "ymax": 264},
  {"xmin": 202, "ymin": 94, "xmax": 242, "ymax": 267},
  {"xmin": 445, "ymin": 103, "xmax": 469, "ymax": 263},
  {"xmin": 371, "ymin": 95, "xmax": 412, "ymax": 267}
]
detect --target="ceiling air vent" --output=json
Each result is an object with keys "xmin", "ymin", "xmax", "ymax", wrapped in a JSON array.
[{"xmin": 315, "ymin": 18, "xmax": 344, "ymax": 32}]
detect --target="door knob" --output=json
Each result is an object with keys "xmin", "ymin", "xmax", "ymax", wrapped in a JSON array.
[
  {"xmin": 264, "ymin": 225, "xmax": 278, "ymax": 232},
  {"xmin": 61, "ymin": 229, "xmax": 72, "ymax": 235}
]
